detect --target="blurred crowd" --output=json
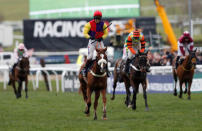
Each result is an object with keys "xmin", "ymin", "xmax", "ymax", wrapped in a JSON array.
[{"xmin": 148, "ymin": 49, "xmax": 202, "ymax": 66}]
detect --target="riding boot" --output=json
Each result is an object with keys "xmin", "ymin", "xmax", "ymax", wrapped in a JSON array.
[
  {"xmin": 81, "ymin": 59, "xmax": 92, "ymax": 77},
  {"xmin": 125, "ymin": 58, "xmax": 131, "ymax": 75},
  {"xmin": 8, "ymin": 63, "xmax": 17, "ymax": 85},
  {"xmin": 175, "ymin": 56, "xmax": 180, "ymax": 69}
]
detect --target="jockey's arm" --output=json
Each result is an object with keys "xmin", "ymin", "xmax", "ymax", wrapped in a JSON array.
[
  {"xmin": 14, "ymin": 48, "xmax": 18, "ymax": 60},
  {"xmin": 179, "ymin": 42, "xmax": 185, "ymax": 56},
  {"xmin": 140, "ymin": 35, "xmax": 146, "ymax": 53},
  {"xmin": 188, "ymin": 42, "xmax": 194, "ymax": 51},
  {"xmin": 127, "ymin": 36, "xmax": 136, "ymax": 54},
  {"xmin": 83, "ymin": 22, "xmax": 91, "ymax": 39},
  {"xmin": 102, "ymin": 23, "xmax": 108, "ymax": 39},
  {"xmin": 23, "ymin": 47, "xmax": 29, "ymax": 57}
]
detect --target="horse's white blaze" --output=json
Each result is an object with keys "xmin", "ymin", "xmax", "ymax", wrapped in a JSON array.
[{"xmin": 98, "ymin": 54, "xmax": 107, "ymax": 67}]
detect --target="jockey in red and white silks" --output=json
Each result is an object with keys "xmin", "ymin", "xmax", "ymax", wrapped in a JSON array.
[{"xmin": 175, "ymin": 31, "xmax": 194, "ymax": 69}]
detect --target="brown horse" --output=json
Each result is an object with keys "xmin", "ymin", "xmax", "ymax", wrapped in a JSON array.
[
  {"xmin": 9, "ymin": 57, "xmax": 30, "ymax": 99},
  {"xmin": 130, "ymin": 51, "xmax": 149, "ymax": 111},
  {"xmin": 173, "ymin": 49, "xmax": 197, "ymax": 99},
  {"xmin": 111, "ymin": 58, "xmax": 132, "ymax": 107},
  {"xmin": 79, "ymin": 47, "xmax": 108, "ymax": 120}
]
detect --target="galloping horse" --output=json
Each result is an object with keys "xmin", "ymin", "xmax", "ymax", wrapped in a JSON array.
[
  {"xmin": 111, "ymin": 51, "xmax": 149, "ymax": 111},
  {"xmin": 111, "ymin": 58, "xmax": 132, "ymax": 107},
  {"xmin": 79, "ymin": 47, "xmax": 108, "ymax": 120},
  {"xmin": 173, "ymin": 49, "xmax": 197, "ymax": 99},
  {"xmin": 130, "ymin": 51, "xmax": 149, "ymax": 110},
  {"xmin": 9, "ymin": 57, "xmax": 30, "ymax": 99}
]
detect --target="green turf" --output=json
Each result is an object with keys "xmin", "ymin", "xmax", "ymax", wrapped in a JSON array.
[{"xmin": 0, "ymin": 84, "xmax": 202, "ymax": 131}]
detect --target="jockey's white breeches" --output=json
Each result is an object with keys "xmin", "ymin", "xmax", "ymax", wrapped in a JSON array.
[{"xmin": 87, "ymin": 39, "xmax": 105, "ymax": 60}]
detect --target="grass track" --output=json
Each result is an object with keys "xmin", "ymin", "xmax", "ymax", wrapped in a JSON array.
[{"xmin": 0, "ymin": 86, "xmax": 202, "ymax": 131}]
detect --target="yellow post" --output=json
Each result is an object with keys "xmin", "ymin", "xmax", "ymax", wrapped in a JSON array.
[{"xmin": 154, "ymin": 0, "xmax": 178, "ymax": 51}]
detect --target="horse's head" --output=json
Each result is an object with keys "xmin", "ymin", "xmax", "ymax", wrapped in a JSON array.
[
  {"xmin": 138, "ymin": 51, "xmax": 148, "ymax": 72},
  {"xmin": 18, "ymin": 57, "xmax": 30, "ymax": 73},
  {"xmin": 187, "ymin": 48, "xmax": 197, "ymax": 67},
  {"xmin": 95, "ymin": 47, "xmax": 108, "ymax": 73},
  {"xmin": 131, "ymin": 50, "xmax": 148, "ymax": 72}
]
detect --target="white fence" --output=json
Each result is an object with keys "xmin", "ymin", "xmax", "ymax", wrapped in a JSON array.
[{"xmin": 1, "ymin": 64, "xmax": 202, "ymax": 92}]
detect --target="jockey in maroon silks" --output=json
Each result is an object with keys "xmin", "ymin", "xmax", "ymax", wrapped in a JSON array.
[
  {"xmin": 175, "ymin": 31, "xmax": 194, "ymax": 69},
  {"xmin": 81, "ymin": 10, "xmax": 109, "ymax": 77}
]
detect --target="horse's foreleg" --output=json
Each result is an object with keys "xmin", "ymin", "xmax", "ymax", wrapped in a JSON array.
[
  {"xmin": 179, "ymin": 82, "xmax": 183, "ymax": 99},
  {"xmin": 93, "ymin": 91, "xmax": 100, "ymax": 120},
  {"xmin": 124, "ymin": 79, "xmax": 131, "ymax": 107},
  {"xmin": 142, "ymin": 82, "xmax": 149, "ymax": 111},
  {"xmin": 25, "ymin": 78, "xmax": 28, "ymax": 99},
  {"xmin": 85, "ymin": 87, "xmax": 92, "ymax": 116},
  {"xmin": 173, "ymin": 73, "xmax": 178, "ymax": 96},
  {"xmin": 12, "ymin": 80, "xmax": 17, "ymax": 98},
  {"xmin": 111, "ymin": 76, "xmax": 117, "ymax": 100},
  {"xmin": 187, "ymin": 81, "xmax": 192, "ymax": 100},
  {"xmin": 17, "ymin": 80, "xmax": 22, "ymax": 99},
  {"xmin": 184, "ymin": 82, "xmax": 188, "ymax": 94},
  {"xmin": 101, "ymin": 89, "xmax": 107, "ymax": 120},
  {"xmin": 131, "ymin": 82, "xmax": 138, "ymax": 110}
]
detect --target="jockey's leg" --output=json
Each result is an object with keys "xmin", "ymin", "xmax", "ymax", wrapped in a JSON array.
[
  {"xmin": 81, "ymin": 59, "xmax": 92, "ymax": 77},
  {"xmin": 8, "ymin": 63, "xmax": 18, "ymax": 85},
  {"xmin": 81, "ymin": 40, "xmax": 95, "ymax": 77},
  {"xmin": 125, "ymin": 58, "xmax": 131, "ymax": 74},
  {"xmin": 125, "ymin": 50, "xmax": 133, "ymax": 74},
  {"xmin": 175, "ymin": 56, "xmax": 180, "ymax": 69}
]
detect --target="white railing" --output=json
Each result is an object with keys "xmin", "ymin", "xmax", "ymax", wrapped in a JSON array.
[{"xmin": 1, "ymin": 64, "xmax": 202, "ymax": 92}]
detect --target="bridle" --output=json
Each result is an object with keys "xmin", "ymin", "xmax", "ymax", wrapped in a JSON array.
[{"xmin": 90, "ymin": 49, "xmax": 107, "ymax": 77}]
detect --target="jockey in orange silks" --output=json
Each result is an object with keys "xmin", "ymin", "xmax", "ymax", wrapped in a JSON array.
[{"xmin": 123, "ymin": 29, "xmax": 150, "ymax": 74}]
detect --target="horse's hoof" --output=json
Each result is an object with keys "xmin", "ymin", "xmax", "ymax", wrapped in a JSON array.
[
  {"xmin": 173, "ymin": 92, "xmax": 177, "ymax": 96},
  {"xmin": 102, "ymin": 117, "xmax": 107, "ymax": 120},
  {"xmin": 178, "ymin": 95, "xmax": 182, "ymax": 99},
  {"xmin": 26, "ymin": 96, "xmax": 28, "ymax": 99},
  {"xmin": 188, "ymin": 97, "xmax": 191, "ymax": 100},
  {"xmin": 128, "ymin": 104, "xmax": 132, "ymax": 108},
  {"xmin": 94, "ymin": 116, "xmax": 97, "ymax": 120},
  {"xmin": 110, "ymin": 96, "xmax": 115, "ymax": 100},
  {"xmin": 145, "ymin": 107, "xmax": 149, "ymax": 111},
  {"xmin": 132, "ymin": 106, "xmax": 136, "ymax": 110}
]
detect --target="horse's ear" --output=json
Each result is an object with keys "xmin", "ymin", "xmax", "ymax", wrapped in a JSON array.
[
  {"xmin": 194, "ymin": 48, "xmax": 197, "ymax": 52},
  {"xmin": 104, "ymin": 47, "xmax": 107, "ymax": 52},
  {"xmin": 96, "ymin": 47, "xmax": 99, "ymax": 53},
  {"xmin": 146, "ymin": 50, "xmax": 148, "ymax": 55}
]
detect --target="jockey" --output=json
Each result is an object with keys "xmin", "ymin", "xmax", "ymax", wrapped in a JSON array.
[
  {"xmin": 8, "ymin": 43, "xmax": 29, "ymax": 85},
  {"xmin": 124, "ymin": 29, "xmax": 150, "ymax": 74},
  {"xmin": 175, "ymin": 31, "xmax": 194, "ymax": 69},
  {"xmin": 81, "ymin": 10, "xmax": 109, "ymax": 77}
]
